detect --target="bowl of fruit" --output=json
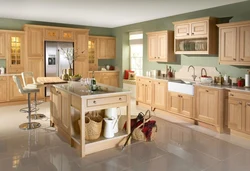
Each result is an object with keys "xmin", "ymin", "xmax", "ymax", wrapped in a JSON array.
[{"xmin": 70, "ymin": 74, "xmax": 82, "ymax": 81}]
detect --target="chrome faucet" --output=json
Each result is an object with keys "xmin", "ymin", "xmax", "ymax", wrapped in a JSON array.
[
  {"xmin": 201, "ymin": 68, "xmax": 207, "ymax": 77},
  {"xmin": 188, "ymin": 65, "xmax": 197, "ymax": 81}
]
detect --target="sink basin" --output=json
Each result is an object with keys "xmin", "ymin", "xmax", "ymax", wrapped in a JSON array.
[
  {"xmin": 168, "ymin": 81, "xmax": 194, "ymax": 95},
  {"xmin": 169, "ymin": 79, "xmax": 195, "ymax": 85}
]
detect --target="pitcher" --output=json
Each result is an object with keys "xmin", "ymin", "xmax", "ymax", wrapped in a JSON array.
[
  {"xmin": 105, "ymin": 107, "xmax": 122, "ymax": 133},
  {"xmin": 103, "ymin": 118, "xmax": 115, "ymax": 138}
]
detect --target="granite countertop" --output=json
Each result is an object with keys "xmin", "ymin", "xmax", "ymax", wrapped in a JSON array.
[
  {"xmin": 137, "ymin": 75, "xmax": 250, "ymax": 93},
  {"xmin": 0, "ymin": 73, "xmax": 21, "ymax": 76},
  {"xmin": 53, "ymin": 81, "xmax": 130, "ymax": 97},
  {"xmin": 88, "ymin": 70, "xmax": 119, "ymax": 73}
]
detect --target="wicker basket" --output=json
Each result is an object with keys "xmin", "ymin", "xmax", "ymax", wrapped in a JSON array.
[
  {"xmin": 78, "ymin": 113, "xmax": 103, "ymax": 141},
  {"xmin": 132, "ymin": 126, "xmax": 157, "ymax": 141}
]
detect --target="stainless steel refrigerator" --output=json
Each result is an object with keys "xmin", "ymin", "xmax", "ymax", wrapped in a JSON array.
[{"xmin": 45, "ymin": 41, "xmax": 74, "ymax": 96}]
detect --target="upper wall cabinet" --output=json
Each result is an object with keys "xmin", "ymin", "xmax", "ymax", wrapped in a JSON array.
[
  {"xmin": 0, "ymin": 32, "xmax": 6, "ymax": 58},
  {"xmin": 24, "ymin": 26, "xmax": 44, "ymax": 58},
  {"xmin": 44, "ymin": 28, "xmax": 60, "ymax": 40},
  {"xmin": 147, "ymin": 30, "xmax": 175, "ymax": 62},
  {"xmin": 173, "ymin": 17, "xmax": 218, "ymax": 55},
  {"xmin": 88, "ymin": 36, "xmax": 98, "ymax": 71},
  {"xmin": 98, "ymin": 37, "xmax": 116, "ymax": 59},
  {"xmin": 75, "ymin": 30, "xmax": 89, "ymax": 59},
  {"xmin": 217, "ymin": 20, "xmax": 250, "ymax": 66},
  {"xmin": 60, "ymin": 30, "xmax": 74, "ymax": 41}
]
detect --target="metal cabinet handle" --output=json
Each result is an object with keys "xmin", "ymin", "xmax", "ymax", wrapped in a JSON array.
[
  {"xmin": 192, "ymin": 33, "xmax": 194, "ymax": 35},
  {"xmin": 206, "ymin": 90, "xmax": 209, "ymax": 92},
  {"xmin": 119, "ymin": 98, "xmax": 122, "ymax": 100},
  {"xmin": 93, "ymin": 101, "xmax": 96, "ymax": 104},
  {"xmin": 158, "ymin": 82, "xmax": 160, "ymax": 84},
  {"xmin": 241, "ymin": 58, "xmax": 244, "ymax": 61},
  {"xmin": 233, "ymin": 58, "xmax": 236, "ymax": 61},
  {"xmin": 149, "ymin": 81, "xmax": 151, "ymax": 83},
  {"xmin": 230, "ymin": 94, "xmax": 234, "ymax": 96},
  {"xmin": 187, "ymin": 33, "xmax": 189, "ymax": 35}
]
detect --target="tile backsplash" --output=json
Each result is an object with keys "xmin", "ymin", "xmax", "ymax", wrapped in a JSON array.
[{"xmin": 0, "ymin": 59, "xmax": 6, "ymax": 68}]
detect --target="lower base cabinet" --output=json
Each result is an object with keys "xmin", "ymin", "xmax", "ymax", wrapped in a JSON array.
[
  {"xmin": 152, "ymin": 80, "xmax": 168, "ymax": 110},
  {"xmin": 228, "ymin": 91, "xmax": 250, "ymax": 135},
  {"xmin": 0, "ymin": 77, "xmax": 8, "ymax": 102},
  {"xmin": 167, "ymin": 91, "xmax": 193, "ymax": 118},
  {"xmin": 9, "ymin": 75, "xmax": 26, "ymax": 101},
  {"xmin": 88, "ymin": 71, "xmax": 119, "ymax": 87}
]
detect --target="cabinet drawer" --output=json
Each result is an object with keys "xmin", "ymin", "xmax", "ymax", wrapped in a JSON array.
[
  {"xmin": 229, "ymin": 91, "xmax": 250, "ymax": 100},
  {"xmin": 87, "ymin": 95, "xmax": 127, "ymax": 107},
  {"xmin": 0, "ymin": 77, "xmax": 7, "ymax": 81}
]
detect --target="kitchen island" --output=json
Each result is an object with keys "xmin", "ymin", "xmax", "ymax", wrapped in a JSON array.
[{"xmin": 50, "ymin": 81, "xmax": 131, "ymax": 157}]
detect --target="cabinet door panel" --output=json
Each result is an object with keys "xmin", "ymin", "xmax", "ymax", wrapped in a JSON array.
[
  {"xmin": 109, "ymin": 73, "xmax": 119, "ymax": 87},
  {"xmin": 0, "ymin": 80, "xmax": 8, "ymax": 102},
  {"xmin": 175, "ymin": 24, "xmax": 189, "ymax": 37},
  {"xmin": 50, "ymin": 87, "xmax": 62, "ymax": 124},
  {"xmin": 207, "ymin": 90, "xmax": 219, "ymax": 124},
  {"xmin": 44, "ymin": 29, "xmax": 60, "ymax": 40},
  {"xmin": 0, "ymin": 32, "xmax": 6, "ymax": 58},
  {"xmin": 157, "ymin": 34, "xmax": 167, "ymax": 60},
  {"xmin": 152, "ymin": 81, "xmax": 167, "ymax": 110},
  {"xmin": 61, "ymin": 91, "xmax": 71, "ymax": 134},
  {"xmin": 88, "ymin": 37, "xmax": 98, "ymax": 71},
  {"xmin": 239, "ymin": 25, "xmax": 250, "ymax": 62},
  {"xmin": 180, "ymin": 94, "xmax": 193, "ymax": 118},
  {"xmin": 144, "ymin": 81, "xmax": 152, "ymax": 105},
  {"xmin": 74, "ymin": 59, "xmax": 88, "ymax": 78},
  {"xmin": 136, "ymin": 81, "xmax": 144, "ymax": 103},
  {"xmin": 167, "ymin": 92, "xmax": 179, "ymax": 114},
  {"xmin": 9, "ymin": 75, "xmax": 26, "ymax": 101},
  {"xmin": 196, "ymin": 88, "xmax": 208, "ymax": 119},
  {"xmin": 27, "ymin": 27, "xmax": 44, "ymax": 57},
  {"xmin": 75, "ymin": 31, "xmax": 88, "ymax": 58},
  {"xmin": 228, "ymin": 98, "xmax": 243, "ymax": 131},
  {"xmin": 219, "ymin": 27, "xmax": 237, "ymax": 62},
  {"xmin": 98, "ymin": 38, "xmax": 107, "ymax": 59},
  {"xmin": 147, "ymin": 34, "xmax": 158, "ymax": 60},
  {"xmin": 107, "ymin": 38, "xmax": 115, "ymax": 59},
  {"xmin": 191, "ymin": 21, "xmax": 207, "ymax": 36},
  {"xmin": 245, "ymin": 101, "xmax": 250, "ymax": 134},
  {"xmin": 27, "ymin": 58, "xmax": 44, "ymax": 98}
]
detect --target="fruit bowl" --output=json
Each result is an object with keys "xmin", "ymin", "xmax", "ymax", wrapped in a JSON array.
[{"xmin": 70, "ymin": 75, "xmax": 82, "ymax": 81}]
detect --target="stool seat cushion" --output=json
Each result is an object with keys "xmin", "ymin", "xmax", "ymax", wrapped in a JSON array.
[
  {"xmin": 23, "ymin": 88, "xmax": 40, "ymax": 93},
  {"xmin": 25, "ymin": 82, "xmax": 43, "ymax": 89}
]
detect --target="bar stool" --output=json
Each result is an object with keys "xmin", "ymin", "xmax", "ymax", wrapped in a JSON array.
[
  {"xmin": 12, "ymin": 75, "xmax": 41, "ymax": 130},
  {"xmin": 21, "ymin": 72, "xmax": 46, "ymax": 120}
]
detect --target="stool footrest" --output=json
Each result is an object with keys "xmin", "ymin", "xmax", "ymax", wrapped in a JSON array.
[
  {"xmin": 19, "ymin": 107, "xmax": 39, "ymax": 113},
  {"xmin": 28, "ymin": 114, "xmax": 46, "ymax": 120},
  {"xmin": 32, "ymin": 100, "xmax": 44, "ymax": 106},
  {"xmin": 19, "ymin": 122, "xmax": 41, "ymax": 130}
]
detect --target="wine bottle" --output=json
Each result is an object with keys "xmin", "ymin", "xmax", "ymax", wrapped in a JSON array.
[{"xmin": 91, "ymin": 71, "xmax": 97, "ymax": 91}]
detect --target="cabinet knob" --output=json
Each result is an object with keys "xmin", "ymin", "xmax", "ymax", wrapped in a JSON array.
[
  {"xmin": 191, "ymin": 33, "xmax": 194, "ymax": 35},
  {"xmin": 119, "ymin": 98, "xmax": 122, "ymax": 100},
  {"xmin": 230, "ymin": 94, "xmax": 234, "ymax": 96},
  {"xmin": 239, "ymin": 101, "xmax": 242, "ymax": 105},
  {"xmin": 241, "ymin": 58, "xmax": 244, "ymax": 61},
  {"xmin": 233, "ymin": 58, "xmax": 236, "ymax": 61},
  {"xmin": 149, "ymin": 81, "xmax": 151, "ymax": 83},
  {"xmin": 155, "ymin": 57, "xmax": 157, "ymax": 58},
  {"xmin": 158, "ymin": 57, "xmax": 160, "ymax": 59},
  {"xmin": 187, "ymin": 33, "xmax": 189, "ymax": 35},
  {"xmin": 93, "ymin": 100, "xmax": 96, "ymax": 104},
  {"xmin": 158, "ymin": 82, "xmax": 160, "ymax": 84},
  {"xmin": 206, "ymin": 90, "xmax": 209, "ymax": 92},
  {"xmin": 247, "ymin": 103, "xmax": 250, "ymax": 106}
]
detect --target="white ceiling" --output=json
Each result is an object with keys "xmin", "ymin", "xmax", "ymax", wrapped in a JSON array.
[{"xmin": 0, "ymin": 0, "xmax": 247, "ymax": 28}]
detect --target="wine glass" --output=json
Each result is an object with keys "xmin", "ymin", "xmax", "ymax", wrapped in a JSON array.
[{"xmin": 84, "ymin": 78, "xmax": 92, "ymax": 93}]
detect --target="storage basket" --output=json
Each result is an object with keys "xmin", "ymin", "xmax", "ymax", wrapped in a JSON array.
[{"xmin": 78, "ymin": 113, "xmax": 103, "ymax": 141}]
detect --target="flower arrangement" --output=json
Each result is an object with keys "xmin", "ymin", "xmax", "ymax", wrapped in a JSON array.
[{"xmin": 60, "ymin": 48, "xmax": 85, "ymax": 69}]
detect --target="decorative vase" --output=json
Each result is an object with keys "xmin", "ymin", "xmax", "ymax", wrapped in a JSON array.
[{"xmin": 67, "ymin": 68, "xmax": 73, "ymax": 76}]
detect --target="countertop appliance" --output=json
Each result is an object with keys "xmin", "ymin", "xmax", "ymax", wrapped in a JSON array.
[{"xmin": 45, "ymin": 41, "xmax": 74, "ymax": 96}]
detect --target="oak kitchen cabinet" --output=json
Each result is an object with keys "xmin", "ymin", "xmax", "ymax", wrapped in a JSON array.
[
  {"xmin": 0, "ymin": 31, "xmax": 6, "ymax": 58},
  {"xmin": 88, "ymin": 36, "xmax": 98, "ymax": 71},
  {"xmin": 228, "ymin": 91, "xmax": 250, "ymax": 136},
  {"xmin": 173, "ymin": 17, "xmax": 217, "ymax": 54},
  {"xmin": 147, "ymin": 30, "xmax": 175, "ymax": 62},
  {"xmin": 0, "ymin": 76, "xmax": 8, "ymax": 102},
  {"xmin": 9, "ymin": 75, "xmax": 26, "ymax": 101},
  {"xmin": 194, "ymin": 86, "xmax": 224, "ymax": 132},
  {"xmin": 136, "ymin": 76, "xmax": 152, "ymax": 105},
  {"xmin": 152, "ymin": 79, "xmax": 168, "ymax": 110},
  {"xmin": 6, "ymin": 31, "xmax": 25, "ymax": 73},
  {"xmin": 24, "ymin": 26, "xmax": 44, "ymax": 58},
  {"xmin": 97, "ymin": 36, "xmax": 116, "ymax": 59},
  {"xmin": 88, "ymin": 71, "xmax": 119, "ymax": 87},
  {"xmin": 167, "ymin": 91, "xmax": 193, "ymax": 118},
  {"xmin": 217, "ymin": 20, "xmax": 250, "ymax": 66},
  {"xmin": 50, "ymin": 87, "xmax": 71, "ymax": 136}
]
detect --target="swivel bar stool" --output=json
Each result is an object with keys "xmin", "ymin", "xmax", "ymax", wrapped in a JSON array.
[
  {"xmin": 12, "ymin": 75, "xmax": 41, "ymax": 130},
  {"xmin": 21, "ymin": 72, "xmax": 46, "ymax": 120}
]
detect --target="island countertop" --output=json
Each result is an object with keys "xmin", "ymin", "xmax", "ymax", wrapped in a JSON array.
[{"xmin": 53, "ymin": 81, "xmax": 131, "ymax": 98}]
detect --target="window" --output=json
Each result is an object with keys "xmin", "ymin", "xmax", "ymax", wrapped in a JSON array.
[{"xmin": 129, "ymin": 32, "xmax": 143, "ymax": 76}]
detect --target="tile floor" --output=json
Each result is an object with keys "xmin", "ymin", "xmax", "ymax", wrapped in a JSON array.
[{"xmin": 0, "ymin": 100, "xmax": 250, "ymax": 171}]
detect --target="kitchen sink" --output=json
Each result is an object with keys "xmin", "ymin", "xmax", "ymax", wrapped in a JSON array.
[{"xmin": 168, "ymin": 80, "xmax": 194, "ymax": 95}]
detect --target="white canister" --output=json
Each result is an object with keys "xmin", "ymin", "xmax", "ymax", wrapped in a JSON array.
[
  {"xmin": 0, "ymin": 67, "xmax": 5, "ymax": 74},
  {"xmin": 245, "ymin": 73, "xmax": 250, "ymax": 87},
  {"xmin": 105, "ymin": 108, "xmax": 119, "ymax": 133}
]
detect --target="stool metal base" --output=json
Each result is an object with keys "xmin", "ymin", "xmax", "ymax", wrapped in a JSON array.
[
  {"xmin": 27, "ymin": 114, "xmax": 46, "ymax": 120},
  {"xmin": 19, "ymin": 122, "xmax": 41, "ymax": 130}
]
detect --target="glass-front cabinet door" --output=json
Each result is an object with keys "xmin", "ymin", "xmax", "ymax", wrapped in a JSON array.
[
  {"xmin": 88, "ymin": 36, "xmax": 98, "ymax": 71},
  {"xmin": 7, "ymin": 32, "xmax": 24, "ymax": 73}
]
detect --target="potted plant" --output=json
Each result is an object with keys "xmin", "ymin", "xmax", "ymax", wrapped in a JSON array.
[{"xmin": 60, "ymin": 48, "xmax": 85, "ymax": 76}]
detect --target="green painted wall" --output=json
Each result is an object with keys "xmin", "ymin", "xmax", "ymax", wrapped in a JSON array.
[{"xmin": 113, "ymin": 1, "xmax": 250, "ymax": 86}]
